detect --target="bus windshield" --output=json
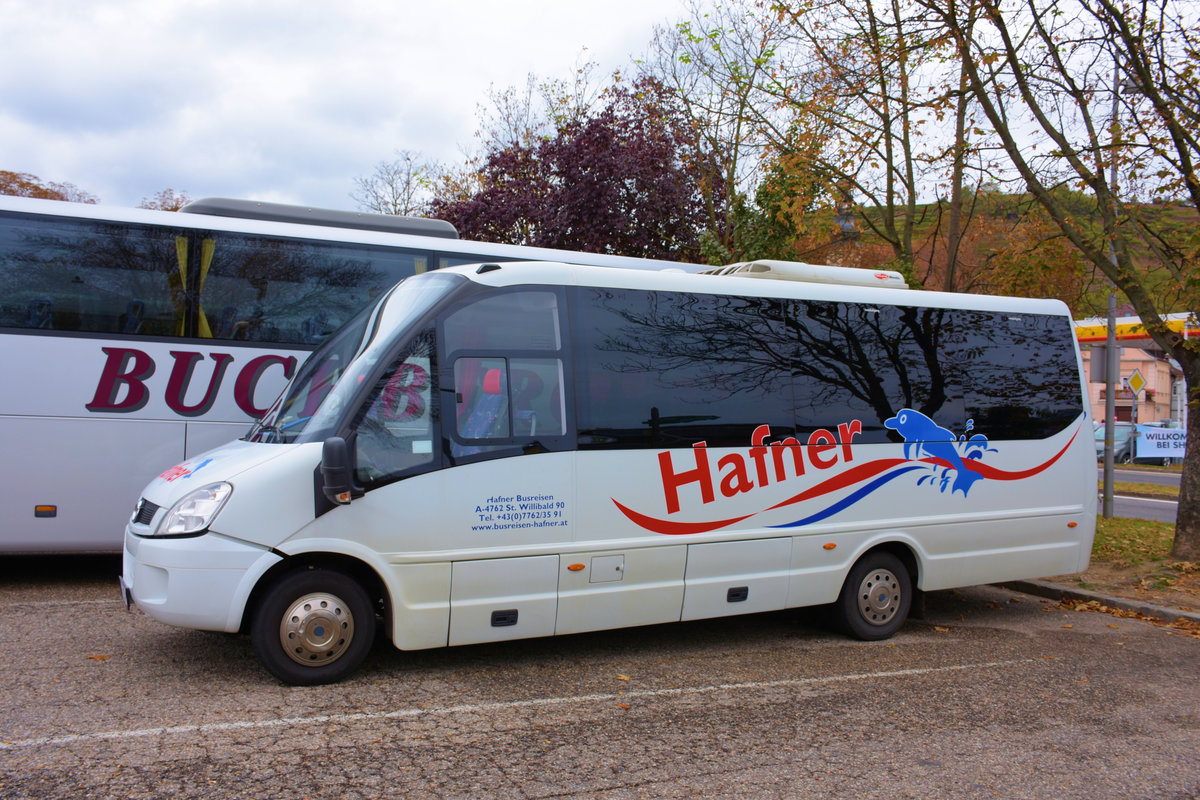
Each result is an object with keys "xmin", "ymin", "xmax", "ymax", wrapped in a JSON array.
[{"xmin": 247, "ymin": 272, "xmax": 464, "ymax": 443}]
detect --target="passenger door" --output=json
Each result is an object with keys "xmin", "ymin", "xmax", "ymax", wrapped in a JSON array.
[{"xmin": 437, "ymin": 287, "xmax": 577, "ymax": 644}]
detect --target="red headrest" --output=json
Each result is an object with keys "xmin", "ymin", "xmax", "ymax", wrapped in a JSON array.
[{"xmin": 483, "ymin": 369, "xmax": 503, "ymax": 395}]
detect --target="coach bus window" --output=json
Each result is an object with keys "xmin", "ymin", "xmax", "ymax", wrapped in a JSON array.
[
  {"xmin": 951, "ymin": 311, "xmax": 1082, "ymax": 439},
  {"xmin": 0, "ymin": 213, "xmax": 181, "ymax": 336},
  {"xmin": 571, "ymin": 288, "xmax": 795, "ymax": 448},
  {"xmin": 789, "ymin": 301, "xmax": 962, "ymax": 443},
  {"xmin": 197, "ymin": 233, "xmax": 426, "ymax": 345}
]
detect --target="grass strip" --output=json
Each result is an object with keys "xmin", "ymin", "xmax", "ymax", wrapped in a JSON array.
[
  {"xmin": 1093, "ymin": 516, "xmax": 1176, "ymax": 566},
  {"xmin": 1103, "ymin": 481, "xmax": 1180, "ymax": 498}
]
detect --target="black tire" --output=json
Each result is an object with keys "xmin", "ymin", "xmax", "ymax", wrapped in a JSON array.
[
  {"xmin": 834, "ymin": 551, "xmax": 912, "ymax": 640},
  {"xmin": 250, "ymin": 568, "xmax": 375, "ymax": 685}
]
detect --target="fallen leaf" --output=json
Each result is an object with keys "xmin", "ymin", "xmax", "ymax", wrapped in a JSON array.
[
  {"xmin": 934, "ymin": 626, "xmax": 949, "ymax": 632},
  {"xmin": 616, "ymin": 703, "xmax": 631, "ymax": 710},
  {"xmin": 1062, "ymin": 624, "xmax": 1074, "ymax": 628},
  {"xmin": 87, "ymin": 655, "xmax": 111, "ymax": 662},
  {"xmin": 617, "ymin": 674, "xmax": 631, "ymax": 681}
]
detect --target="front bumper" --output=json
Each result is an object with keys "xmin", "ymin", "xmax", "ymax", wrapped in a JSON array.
[
  {"xmin": 119, "ymin": 574, "xmax": 133, "ymax": 610},
  {"xmin": 121, "ymin": 527, "xmax": 281, "ymax": 632}
]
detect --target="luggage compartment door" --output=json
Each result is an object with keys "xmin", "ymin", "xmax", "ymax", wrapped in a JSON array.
[
  {"xmin": 449, "ymin": 555, "xmax": 559, "ymax": 645},
  {"xmin": 681, "ymin": 537, "xmax": 792, "ymax": 621}
]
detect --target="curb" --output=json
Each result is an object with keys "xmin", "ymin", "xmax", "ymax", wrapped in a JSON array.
[{"xmin": 998, "ymin": 580, "xmax": 1200, "ymax": 624}]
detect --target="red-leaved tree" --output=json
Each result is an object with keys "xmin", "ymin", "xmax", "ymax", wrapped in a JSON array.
[{"xmin": 428, "ymin": 79, "xmax": 724, "ymax": 262}]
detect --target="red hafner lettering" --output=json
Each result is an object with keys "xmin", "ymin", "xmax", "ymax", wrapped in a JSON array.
[{"xmin": 657, "ymin": 423, "xmax": 863, "ymax": 514}]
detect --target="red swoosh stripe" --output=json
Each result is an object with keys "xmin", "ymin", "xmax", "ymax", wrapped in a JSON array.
[
  {"xmin": 765, "ymin": 458, "xmax": 911, "ymax": 512},
  {"xmin": 611, "ymin": 499, "xmax": 754, "ymax": 535},
  {"xmin": 941, "ymin": 428, "xmax": 1078, "ymax": 480}
]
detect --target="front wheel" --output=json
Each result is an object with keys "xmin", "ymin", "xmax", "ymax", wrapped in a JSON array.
[
  {"xmin": 834, "ymin": 551, "xmax": 912, "ymax": 640},
  {"xmin": 250, "ymin": 568, "xmax": 376, "ymax": 685}
]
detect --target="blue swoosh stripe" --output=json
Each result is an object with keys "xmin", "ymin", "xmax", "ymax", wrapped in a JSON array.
[{"xmin": 769, "ymin": 465, "xmax": 927, "ymax": 529}]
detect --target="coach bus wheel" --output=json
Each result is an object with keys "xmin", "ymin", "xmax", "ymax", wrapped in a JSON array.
[
  {"xmin": 250, "ymin": 568, "xmax": 375, "ymax": 686},
  {"xmin": 834, "ymin": 551, "xmax": 912, "ymax": 641}
]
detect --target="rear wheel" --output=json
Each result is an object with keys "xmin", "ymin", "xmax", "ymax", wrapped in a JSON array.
[
  {"xmin": 250, "ymin": 568, "xmax": 375, "ymax": 685},
  {"xmin": 834, "ymin": 551, "xmax": 912, "ymax": 640}
]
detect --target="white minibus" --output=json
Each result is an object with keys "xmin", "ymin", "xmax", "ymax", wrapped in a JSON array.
[{"xmin": 121, "ymin": 260, "xmax": 1097, "ymax": 684}]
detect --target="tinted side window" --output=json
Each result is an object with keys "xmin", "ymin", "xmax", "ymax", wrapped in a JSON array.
[
  {"xmin": 789, "ymin": 301, "xmax": 963, "ymax": 443},
  {"xmin": 572, "ymin": 288, "xmax": 795, "ymax": 448},
  {"xmin": 952, "ymin": 311, "xmax": 1082, "ymax": 439},
  {"xmin": 0, "ymin": 213, "xmax": 183, "ymax": 336},
  {"xmin": 198, "ymin": 232, "xmax": 425, "ymax": 344},
  {"xmin": 0, "ymin": 212, "xmax": 432, "ymax": 343}
]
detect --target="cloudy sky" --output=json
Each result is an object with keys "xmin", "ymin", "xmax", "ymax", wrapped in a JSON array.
[{"xmin": 0, "ymin": 0, "xmax": 687, "ymax": 210}]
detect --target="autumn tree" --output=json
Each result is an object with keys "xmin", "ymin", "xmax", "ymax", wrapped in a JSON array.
[
  {"xmin": 645, "ymin": 1, "xmax": 995, "ymax": 282},
  {"xmin": 0, "ymin": 170, "xmax": 97, "ymax": 203},
  {"xmin": 427, "ymin": 78, "xmax": 722, "ymax": 261},
  {"xmin": 139, "ymin": 188, "xmax": 191, "ymax": 211},
  {"xmin": 918, "ymin": 0, "xmax": 1200, "ymax": 558}
]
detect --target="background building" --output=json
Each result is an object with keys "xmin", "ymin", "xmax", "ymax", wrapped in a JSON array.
[{"xmin": 1076, "ymin": 313, "xmax": 1193, "ymax": 428}]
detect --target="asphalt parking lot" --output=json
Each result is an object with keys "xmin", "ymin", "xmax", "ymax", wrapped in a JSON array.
[{"xmin": 2, "ymin": 556, "xmax": 1198, "ymax": 799}]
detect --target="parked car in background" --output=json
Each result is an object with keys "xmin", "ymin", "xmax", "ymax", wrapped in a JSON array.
[{"xmin": 1094, "ymin": 421, "xmax": 1174, "ymax": 465}]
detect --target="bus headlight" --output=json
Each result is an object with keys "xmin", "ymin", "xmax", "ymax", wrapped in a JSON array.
[{"xmin": 154, "ymin": 483, "xmax": 233, "ymax": 537}]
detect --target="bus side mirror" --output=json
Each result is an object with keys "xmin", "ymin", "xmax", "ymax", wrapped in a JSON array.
[{"xmin": 321, "ymin": 436, "xmax": 354, "ymax": 505}]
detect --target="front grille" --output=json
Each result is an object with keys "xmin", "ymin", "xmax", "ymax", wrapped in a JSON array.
[{"xmin": 133, "ymin": 499, "xmax": 160, "ymax": 526}]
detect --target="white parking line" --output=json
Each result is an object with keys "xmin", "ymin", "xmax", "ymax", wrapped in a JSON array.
[
  {"xmin": 1113, "ymin": 495, "xmax": 1178, "ymax": 504},
  {"xmin": 2, "ymin": 658, "xmax": 1038, "ymax": 751}
]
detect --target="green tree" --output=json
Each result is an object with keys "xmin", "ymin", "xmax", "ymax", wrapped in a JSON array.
[{"xmin": 645, "ymin": 0, "xmax": 788, "ymax": 260}]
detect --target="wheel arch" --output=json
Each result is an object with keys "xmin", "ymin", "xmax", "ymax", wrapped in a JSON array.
[
  {"xmin": 840, "ymin": 535, "xmax": 923, "ymax": 591},
  {"xmin": 240, "ymin": 551, "xmax": 392, "ymax": 640},
  {"xmin": 859, "ymin": 539, "xmax": 921, "ymax": 589}
]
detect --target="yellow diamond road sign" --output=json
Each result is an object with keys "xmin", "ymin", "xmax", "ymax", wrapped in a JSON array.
[{"xmin": 1127, "ymin": 369, "xmax": 1146, "ymax": 396}]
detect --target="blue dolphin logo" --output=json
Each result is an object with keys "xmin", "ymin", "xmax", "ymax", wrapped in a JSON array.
[{"xmin": 884, "ymin": 409, "xmax": 983, "ymax": 497}]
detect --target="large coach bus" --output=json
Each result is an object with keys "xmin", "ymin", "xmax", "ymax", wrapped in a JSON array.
[
  {"xmin": 121, "ymin": 259, "xmax": 1097, "ymax": 684},
  {"xmin": 0, "ymin": 195, "xmax": 686, "ymax": 553}
]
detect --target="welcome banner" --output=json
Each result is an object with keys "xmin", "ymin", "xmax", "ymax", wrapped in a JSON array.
[{"xmin": 1135, "ymin": 425, "xmax": 1187, "ymax": 458}]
